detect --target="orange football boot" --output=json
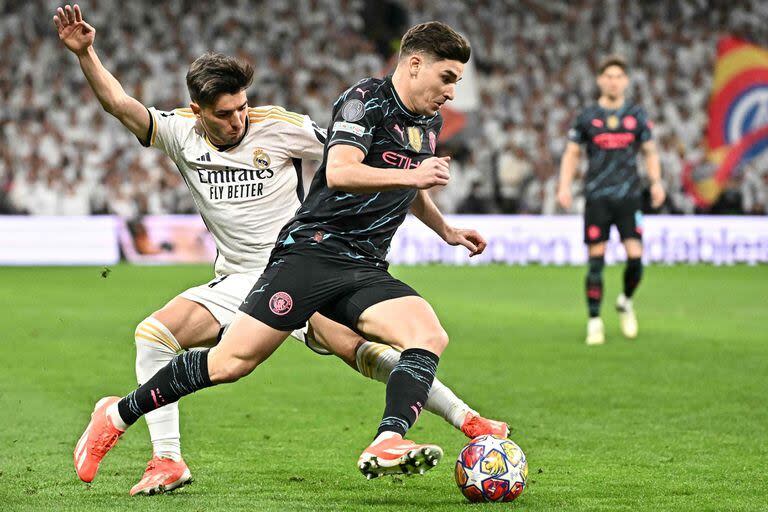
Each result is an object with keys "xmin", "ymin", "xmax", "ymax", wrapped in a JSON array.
[
  {"xmin": 461, "ymin": 413, "xmax": 510, "ymax": 439},
  {"xmin": 358, "ymin": 433, "xmax": 443, "ymax": 479},
  {"xmin": 130, "ymin": 456, "xmax": 192, "ymax": 496},
  {"xmin": 74, "ymin": 396, "xmax": 125, "ymax": 482}
]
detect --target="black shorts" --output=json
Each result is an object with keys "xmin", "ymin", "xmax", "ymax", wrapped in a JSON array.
[
  {"xmin": 239, "ymin": 244, "xmax": 419, "ymax": 332},
  {"xmin": 583, "ymin": 196, "xmax": 643, "ymax": 244}
]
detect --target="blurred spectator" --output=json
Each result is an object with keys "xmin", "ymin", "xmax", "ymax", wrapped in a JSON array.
[
  {"xmin": 494, "ymin": 143, "xmax": 533, "ymax": 213},
  {"xmin": 457, "ymin": 181, "xmax": 492, "ymax": 214},
  {"xmin": 741, "ymin": 156, "xmax": 768, "ymax": 215},
  {"xmin": 0, "ymin": 0, "xmax": 766, "ymax": 216}
]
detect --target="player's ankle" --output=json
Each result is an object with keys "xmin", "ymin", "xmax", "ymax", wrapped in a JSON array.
[
  {"xmin": 153, "ymin": 451, "xmax": 182, "ymax": 462},
  {"xmin": 107, "ymin": 403, "xmax": 129, "ymax": 431},
  {"xmin": 373, "ymin": 431, "xmax": 402, "ymax": 444}
]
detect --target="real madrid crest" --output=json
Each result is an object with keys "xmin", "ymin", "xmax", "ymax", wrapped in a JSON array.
[
  {"xmin": 253, "ymin": 148, "xmax": 271, "ymax": 170},
  {"xmin": 407, "ymin": 126, "xmax": 422, "ymax": 152},
  {"xmin": 606, "ymin": 115, "xmax": 619, "ymax": 130}
]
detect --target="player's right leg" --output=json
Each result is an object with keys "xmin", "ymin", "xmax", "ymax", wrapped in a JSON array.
[
  {"xmin": 130, "ymin": 271, "xmax": 265, "ymax": 495},
  {"xmin": 584, "ymin": 200, "xmax": 610, "ymax": 345},
  {"xmin": 74, "ymin": 311, "xmax": 289, "ymax": 483},
  {"xmin": 130, "ymin": 296, "xmax": 221, "ymax": 495},
  {"xmin": 307, "ymin": 313, "xmax": 509, "ymax": 438},
  {"xmin": 585, "ymin": 242, "xmax": 607, "ymax": 345}
]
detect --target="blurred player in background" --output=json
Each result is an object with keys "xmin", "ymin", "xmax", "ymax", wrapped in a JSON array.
[
  {"xmin": 56, "ymin": 4, "xmax": 506, "ymax": 495},
  {"xmin": 557, "ymin": 55, "xmax": 665, "ymax": 345}
]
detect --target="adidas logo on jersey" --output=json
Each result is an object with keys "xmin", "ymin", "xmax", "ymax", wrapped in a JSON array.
[{"xmin": 197, "ymin": 152, "xmax": 211, "ymax": 162}]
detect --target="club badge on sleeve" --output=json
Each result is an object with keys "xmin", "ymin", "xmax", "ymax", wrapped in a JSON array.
[{"xmin": 341, "ymin": 100, "xmax": 365, "ymax": 122}]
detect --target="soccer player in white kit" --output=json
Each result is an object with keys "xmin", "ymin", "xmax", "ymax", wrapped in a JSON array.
[{"xmin": 56, "ymin": 4, "xmax": 508, "ymax": 495}]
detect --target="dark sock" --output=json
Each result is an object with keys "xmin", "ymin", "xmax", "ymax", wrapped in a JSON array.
[
  {"xmin": 586, "ymin": 255, "xmax": 605, "ymax": 318},
  {"xmin": 376, "ymin": 348, "xmax": 439, "ymax": 438},
  {"xmin": 623, "ymin": 257, "xmax": 643, "ymax": 298},
  {"xmin": 117, "ymin": 348, "xmax": 213, "ymax": 426}
]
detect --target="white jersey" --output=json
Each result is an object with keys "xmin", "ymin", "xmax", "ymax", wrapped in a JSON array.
[{"xmin": 145, "ymin": 105, "xmax": 326, "ymax": 275}]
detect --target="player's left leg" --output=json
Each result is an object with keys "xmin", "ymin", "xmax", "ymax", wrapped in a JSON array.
[
  {"xmin": 307, "ymin": 313, "xmax": 509, "ymax": 438},
  {"xmin": 617, "ymin": 238, "xmax": 643, "ymax": 338},
  {"xmin": 585, "ymin": 242, "xmax": 607, "ymax": 345},
  {"xmin": 616, "ymin": 203, "xmax": 644, "ymax": 338},
  {"xmin": 584, "ymin": 198, "xmax": 611, "ymax": 345},
  {"xmin": 348, "ymin": 291, "xmax": 449, "ymax": 478}
]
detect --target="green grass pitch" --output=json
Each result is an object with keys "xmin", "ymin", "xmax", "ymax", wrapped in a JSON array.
[{"xmin": 1, "ymin": 263, "xmax": 766, "ymax": 511}]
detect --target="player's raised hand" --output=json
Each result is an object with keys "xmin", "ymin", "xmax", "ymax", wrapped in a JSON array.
[
  {"xmin": 444, "ymin": 227, "xmax": 487, "ymax": 257},
  {"xmin": 53, "ymin": 4, "xmax": 95, "ymax": 55},
  {"xmin": 557, "ymin": 185, "xmax": 572, "ymax": 211},
  {"xmin": 412, "ymin": 156, "xmax": 451, "ymax": 189}
]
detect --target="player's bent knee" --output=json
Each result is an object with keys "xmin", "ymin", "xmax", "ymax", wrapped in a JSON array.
[
  {"xmin": 207, "ymin": 349, "xmax": 261, "ymax": 383},
  {"xmin": 134, "ymin": 316, "xmax": 182, "ymax": 354},
  {"xmin": 413, "ymin": 328, "xmax": 449, "ymax": 355},
  {"xmin": 209, "ymin": 358, "xmax": 255, "ymax": 383}
]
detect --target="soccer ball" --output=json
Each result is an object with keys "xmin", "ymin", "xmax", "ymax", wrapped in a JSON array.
[{"xmin": 454, "ymin": 435, "xmax": 528, "ymax": 502}]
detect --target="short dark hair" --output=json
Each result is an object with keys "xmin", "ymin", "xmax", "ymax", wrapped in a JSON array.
[
  {"xmin": 186, "ymin": 53, "xmax": 254, "ymax": 107},
  {"xmin": 598, "ymin": 54, "xmax": 628, "ymax": 75},
  {"xmin": 399, "ymin": 21, "xmax": 471, "ymax": 64}
]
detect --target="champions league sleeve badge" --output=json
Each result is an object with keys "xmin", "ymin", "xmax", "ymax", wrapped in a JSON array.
[{"xmin": 341, "ymin": 99, "xmax": 365, "ymax": 122}]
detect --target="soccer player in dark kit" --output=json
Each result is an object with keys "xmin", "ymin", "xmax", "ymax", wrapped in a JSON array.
[
  {"xmin": 75, "ymin": 21, "xmax": 488, "ymax": 482},
  {"xmin": 557, "ymin": 55, "xmax": 665, "ymax": 345}
]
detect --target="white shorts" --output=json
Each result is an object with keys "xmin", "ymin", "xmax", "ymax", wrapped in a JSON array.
[{"xmin": 179, "ymin": 271, "xmax": 331, "ymax": 355}]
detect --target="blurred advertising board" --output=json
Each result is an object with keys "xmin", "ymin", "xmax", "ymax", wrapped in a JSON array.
[
  {"xmin": 117, "ymin": 215, "xmax": 216, "ymax": 264},
  {"xmin": 390, "ymin": 215, "xmax": 768, "ymax": 266},
  {"xmin": 1, "ymin": 215, "xmax": 766, "ymax": 266},
  {"xmin": 0, "ymin": 216, "xmax": 120, "ymax": 265}
]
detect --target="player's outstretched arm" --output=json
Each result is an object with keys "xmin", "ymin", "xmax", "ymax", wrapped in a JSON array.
[
  {"xmin": 557, "ymin": 141, "xmax": 580, "ymax": 211},
  {"xmin": 642, "ymin": 140, "xmax": 666, "ymax": 208},
  {"xmin": 326, "ymin": 145, "xmax": 450, "ymax": 193},
  {"xmin": 410, "ymin": 190, "xmax": 486, "ymax": 257},
  {"xmin": 53, "ymin": 4, "xmax": 150, "ymax": 143}
]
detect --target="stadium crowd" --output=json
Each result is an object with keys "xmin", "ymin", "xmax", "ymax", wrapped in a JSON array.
[{"xmin": 1, "ymin": 0, "xmax": 766, "ymax": 217}]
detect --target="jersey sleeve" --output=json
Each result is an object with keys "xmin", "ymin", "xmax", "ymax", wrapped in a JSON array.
[
  {"xmin": 636, "ymin": 108, "xmax": 653, "ymax": 143},
  {"xmin": 284, "ymin": 115, "xmax": 327, "ymax": 160},
  {"xmin": 567, "ymin": 110, "xmax": 588, "ymax": 144},
  {"xmin": 326, "ymin": 86, "xmax": 382, "ymax": 156},
  {"xmin": 140, "ymin": 107, "xmax": 192, "ymax": 159}
]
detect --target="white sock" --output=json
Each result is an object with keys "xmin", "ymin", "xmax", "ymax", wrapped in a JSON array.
[
  {"xmin": 373, "ymin": 431, "xmax": 401, "ymax": 443},
  {"xmin": 106, "ymin": 402, "xmax": 128, "ymax": 431},
  {"xmin": 135, "ymin": 317, "xmax": 183, "ymax": 461},
  {"xmin": 355, "ymin": 341, "xmax": 476, "ymax": 430}
]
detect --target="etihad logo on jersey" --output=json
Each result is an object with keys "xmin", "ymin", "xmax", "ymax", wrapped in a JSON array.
[
  {"xmin": 592, "ymin": 132, "xmax": 635, "ymax": 149},
  {"xmin": 382, "ymin": 151, "xmax": 421, "ymax": 169}
]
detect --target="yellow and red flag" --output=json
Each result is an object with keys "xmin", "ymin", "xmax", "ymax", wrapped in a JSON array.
[{"xmin": 686, "ymin": 37, "xmax": 768, "ymax": 207}]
